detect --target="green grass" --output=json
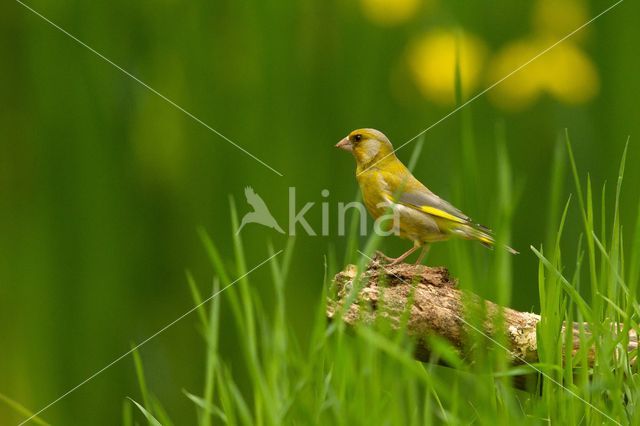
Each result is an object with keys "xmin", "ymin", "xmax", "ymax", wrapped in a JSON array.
[
  {"xmin": 3, "ymin": 101, "xmax": 636, "ymax": 424},
  {"xmin": 5, "ymin": 2, "xmax": 640, "ymax": 424},
  {"xmin": 4, "ymin": 135, "xmax": 637, "ymax": 424},
  {"xmin": 112, "ymin": 133, "xmax": 640, "ymax": 425}
]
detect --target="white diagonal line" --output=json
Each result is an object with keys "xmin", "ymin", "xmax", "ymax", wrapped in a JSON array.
[
  {"xmin": 358, "ymin": 0, "xmax": 624, "ymax": 177},
  {"xmin": 355, "ymin": 250, "xmax": 622, "ymax": 426},
  {"xmin": 15, "ymin": 0, "xmax": 284, "ymax": 177},
  {"xmin": 18, "ymin": 250, "xmax": 283, "ymax": 425}
]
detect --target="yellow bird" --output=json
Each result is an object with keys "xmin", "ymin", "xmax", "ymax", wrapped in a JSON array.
[{"xmin": 336, "ymin": 128, "xmax": 517, "ymax": 264}]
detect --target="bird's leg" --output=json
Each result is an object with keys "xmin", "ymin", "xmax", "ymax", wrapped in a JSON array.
[
  {"xmin": 374, "ymin": 251, "xmax": 396, "ymax": 263},
  {"xmin": 388, "ymin": 244, "xmax": 420, "ymax": 266},
  {"xmin": 414, "ymin": 245, "xmax": 430, "ymax": 265}
]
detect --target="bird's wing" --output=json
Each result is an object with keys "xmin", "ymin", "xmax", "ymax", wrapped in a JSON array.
[
  {"xmin": 245, "ymin": 186, "xmax": 268, "ymax": 211},
  {"xmin": 377, "ymin": 165, "xmax": 489, "ymax": 231},
  {"xmin": 396, "ymin": 190, "xmax": 467, "ymax": 223},
  {"xmin": 245, "ymin": 186, "xmax": 256, "ymax": 200},
  {"xmin": 395, "ymin": 188, "xmax": 490, "ymax": 231}
]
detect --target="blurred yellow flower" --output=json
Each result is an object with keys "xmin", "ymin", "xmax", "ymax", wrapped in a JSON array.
[
  {"xmin": 542, "ymin": 42, "xmax": 599, "ymax": 104},
  {"xmin": 487, "ymin": 37, "xmax": 599, "ymax": 110},
  {"xmin": 360, "ymin": 0, "xmax": 422, "ymax": 26},
  {"xmin": 533, "ymin": 0, "xmax": 589, "ymax": 40},
  {"xmin": 407, "ymin": 29, "xmax": 488, "ymax": 105}
]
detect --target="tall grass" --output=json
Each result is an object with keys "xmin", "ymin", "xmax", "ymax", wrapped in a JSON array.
[{"xmin": 116, "ymin": 132, "xmax": 639, "ymax": 425}]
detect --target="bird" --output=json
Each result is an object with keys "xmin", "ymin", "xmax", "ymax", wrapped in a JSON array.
[
  {"xmin": 237, "ymin": 186, "xmax": 285, "ymax": 234},
  {"xmin": 336, "ymin": 128, "xmax": 517, "ymax": 265}
]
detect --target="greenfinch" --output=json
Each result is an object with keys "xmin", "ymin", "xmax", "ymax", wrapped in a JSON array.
[{"xmin": 336, "ymin": 128, "xmax": 517, "ymax": 264}]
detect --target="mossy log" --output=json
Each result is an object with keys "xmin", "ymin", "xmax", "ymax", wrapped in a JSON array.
[{"xmin": 326, "ymin": 254, "xmax": 638, "ymax": 367}]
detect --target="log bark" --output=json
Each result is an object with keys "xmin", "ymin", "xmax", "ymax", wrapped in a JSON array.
[{"xmin": 326, "ymin": 254, "xmax": 638, "ymax": 366}]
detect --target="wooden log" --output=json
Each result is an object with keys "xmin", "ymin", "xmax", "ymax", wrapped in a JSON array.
[{"xmin": 326, "ymin": 254, "xmax": 638, "ymax": 366}]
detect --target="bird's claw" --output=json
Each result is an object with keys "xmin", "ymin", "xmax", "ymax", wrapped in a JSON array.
[{"xmin": 373, "ymin": 251, "xmax": 395, "ymax": 264}]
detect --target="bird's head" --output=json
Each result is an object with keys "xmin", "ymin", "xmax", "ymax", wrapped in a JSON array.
[{"xmin": 336, "ymin": 128, "xmax": 396, "ymax": 169}]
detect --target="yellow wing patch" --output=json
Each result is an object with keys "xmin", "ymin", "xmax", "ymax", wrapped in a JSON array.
[
  {"xmin": 418, "ymin": 205, "xmax": 467, "ymax": 224},
  {"xmin": 477, "ymin": 234, "xmax": 494, "ymax": 245}
]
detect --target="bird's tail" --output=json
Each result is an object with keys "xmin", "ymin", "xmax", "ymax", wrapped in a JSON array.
[
  {"xmin": 468, "ymin": 226, "xmax": 519, "ymax": 255},
  {"xmin": 236, "ymin": 219, "xmax": 248, "ymax": 235}
]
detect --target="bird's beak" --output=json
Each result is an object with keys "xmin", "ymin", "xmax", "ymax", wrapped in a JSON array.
[{"xmin": 335, "ymin": 137, "xmax": 353, "ymax": 152}]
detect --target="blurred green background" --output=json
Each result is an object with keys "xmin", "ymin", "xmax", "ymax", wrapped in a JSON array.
[{"xmin": 1, "ymin": 0, "xmax": 639, "ymax": 424}]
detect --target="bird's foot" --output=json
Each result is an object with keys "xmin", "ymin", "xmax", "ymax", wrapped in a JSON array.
[
  {"xmin": 373, "ymin": 251, "xmax": 395, "ymax": 264},
  {"xmin": 414, "ymin": 245, "xmax": 430, "ymax": 265},
  {"xmin": 373, "ymin": 251, "xmax": 409, "ymax": 265},
  {"xmin": 374, "ymin": 246, "xmax": 423, "ymax": 266},
  {"xmin": 388, "ymin": 255, "xmax": 409, "ymax": 266}
]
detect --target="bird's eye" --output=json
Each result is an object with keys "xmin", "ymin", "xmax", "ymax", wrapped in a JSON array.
[{"xmin": 353, "ymin": 134, "xmax": 362, "ymax": 142}]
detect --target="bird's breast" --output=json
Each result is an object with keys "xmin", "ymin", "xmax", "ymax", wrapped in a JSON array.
[{"xmin": 357, "ymin": 171, "xmax": 390, "ymax": 219}]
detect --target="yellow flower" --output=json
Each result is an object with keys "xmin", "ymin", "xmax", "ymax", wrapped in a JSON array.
[
  {"xmin": 541, "ymin": 42, "xmax": 599, "ymax": 104},
  {"xmin": 486, "ymin": 40, "xmax": 546, "ymax": 110},
  {"xmin": 487, "ymin": 37, "xmax": 599, "ymax": 110},
  {"xmin": 360, "ymin": 0, "xmax": 422, "ymax": 26},
  {"xmin": 532, "ymin": 0, "xmax": 589, "ymax": 40},
  {"xmin": 407, "ymin": 29, "xmax": 487, "ymax": 105}
]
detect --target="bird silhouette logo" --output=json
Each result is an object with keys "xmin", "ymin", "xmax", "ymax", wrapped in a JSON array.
[{"xmin": 237, "ymin": 187, "xmax": 285, "ymax": 234}]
